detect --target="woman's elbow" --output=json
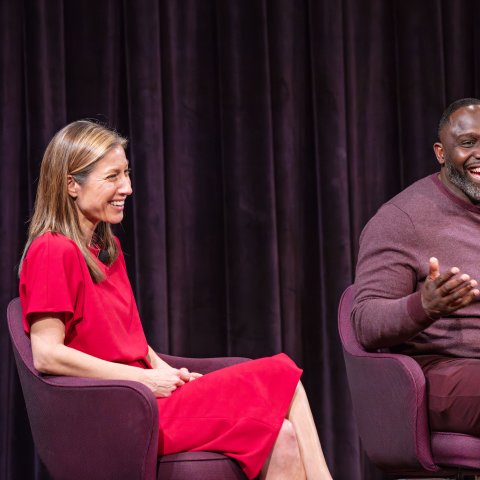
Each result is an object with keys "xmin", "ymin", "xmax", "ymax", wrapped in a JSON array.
[
  {"xmin": 32, "ymin": 358, "xmax": 46, "ymax": 374},
  {"xmin": 32, "ymin": 346, "xmax": 61, "ymax": 374},
  {"xmin": 32, "ymin": 352, "xmax": 50, "ymax": 373}
]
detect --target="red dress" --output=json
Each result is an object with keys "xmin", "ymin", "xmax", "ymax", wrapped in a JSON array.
[{"xmin": 19, "ymin": 233, "xmax": 302, "ymax": 479}]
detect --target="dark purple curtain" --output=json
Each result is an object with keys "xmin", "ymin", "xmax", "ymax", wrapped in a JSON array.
[{"xmin": 1, "ymin": 0, "xmax": 478, "ymax": 479}]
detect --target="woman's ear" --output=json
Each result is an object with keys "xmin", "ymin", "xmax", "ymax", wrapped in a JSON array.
[{"xmin": 67, "ymin": 175, "xmax": 78, "ymax": 199}]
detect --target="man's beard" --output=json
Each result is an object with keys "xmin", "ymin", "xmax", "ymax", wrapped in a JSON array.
[{"xmin": 444, "ymin": 158, "xmax": 480, "ymax": 203}]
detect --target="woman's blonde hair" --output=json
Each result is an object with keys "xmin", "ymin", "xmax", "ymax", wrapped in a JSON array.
[{"xmin": 19, "ymin": 120, "xmax": 128, "ymax": 282}]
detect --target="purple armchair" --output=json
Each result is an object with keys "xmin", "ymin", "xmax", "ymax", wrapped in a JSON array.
[
  {"xmin": 7, "ymin": 297, "xmax": 249, "ymax": 480},
  {"xmin": 338, "ymin": 285, "xmax": 480, "ymax": 479}
]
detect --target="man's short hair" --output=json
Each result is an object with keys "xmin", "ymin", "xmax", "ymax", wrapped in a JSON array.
[{"xmin": 438, "ymin": 97, "xmax": 480, "ymax": 138}]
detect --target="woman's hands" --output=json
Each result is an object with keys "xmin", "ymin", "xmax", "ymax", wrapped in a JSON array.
[
  {"xmin": 140, "ymin": 366, "xmax": 185, "ymax": 397},
  {"xmin": 144, "ymin": 345, "xmax": 203, "ymax": 396},
  {"xmin": 179, "ymin": 367, "xmax": 203, "ymax": 382},
  {"xmin": 140, "ymin": 364, "xmax": 203, "ymax": 397}
]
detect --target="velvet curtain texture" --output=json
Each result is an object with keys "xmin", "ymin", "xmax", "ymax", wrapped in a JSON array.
[{"xmin": 1, "ymin": 1, "xmax": 478, "ymax": 479}]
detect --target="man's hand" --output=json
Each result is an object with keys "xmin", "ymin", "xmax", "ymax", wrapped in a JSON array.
[{"xmin": 421, "ymin": 257, "xmax": 480, "ymax": 319}]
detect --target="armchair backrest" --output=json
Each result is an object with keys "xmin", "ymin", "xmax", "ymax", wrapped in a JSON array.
[
  {"xmin": 7, "ymin": 297, "xmax": 38, "ymax": 376},
  {"xmin": 338, "ymin": 286, "xmax": 438, "ymax": 475},
  {"xmin": 7, "ymin": 298, "xmax": 160, "ymax": 480},
  {"xmin": 337, "ymin": 285, "xmax": 365, "ymax": 355}
]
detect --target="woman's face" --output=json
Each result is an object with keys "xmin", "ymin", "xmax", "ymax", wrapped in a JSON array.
[{"xmin": 68, "ymin": 146, "xmax": 132, "ymax": 239}]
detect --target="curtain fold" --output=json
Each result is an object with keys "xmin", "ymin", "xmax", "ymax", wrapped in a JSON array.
[
  {"xmin": 2, "ymin": 1, "xmax": 479, "ymax": 479},
  {"xmin": 122, "ymin": 0, "xmax": 170, "ymax": 352},
  {"xmin": 1, "ymin": 1, "xmax": 34, "ymax": 479}
]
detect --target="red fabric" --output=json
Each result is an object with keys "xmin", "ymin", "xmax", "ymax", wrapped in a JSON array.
[
  {"xmin": 19, "ymin": 232, "xmax": 302, "ymax": 479},
  {"xmin": 157, "ymin": 353, "xmax": 301, "ymax": 479},
  {"xmin": 19, "ymin": 232, "xmax": 149, "ymax": 366}
]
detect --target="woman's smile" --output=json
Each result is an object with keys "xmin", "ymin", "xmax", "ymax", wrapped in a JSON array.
[{"xmin": 68, "ymin": 146, "xmax": 132, "ymax": 242}]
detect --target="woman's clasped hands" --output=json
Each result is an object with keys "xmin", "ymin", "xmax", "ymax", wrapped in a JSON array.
[{"xmin": 141, "ymin": 365, "xmax": 203, "ymax": 397}]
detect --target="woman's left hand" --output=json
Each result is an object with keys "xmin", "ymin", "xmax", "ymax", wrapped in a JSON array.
[
  {"xmin": 147, "ymin": 345, "xmax": 203, "ymax": 382},
  {"xmin": 178, "ymin": 367, "xmax": 203, "ymax": 382}
]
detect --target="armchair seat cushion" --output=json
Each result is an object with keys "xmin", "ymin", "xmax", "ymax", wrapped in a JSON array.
[
  {"xmin": 431, "ymin": 432, "xmax": 480, "ymax": 469},
  {"xmin": 157, "ymin": 452, "xmax": 245, "ymax": 479}
]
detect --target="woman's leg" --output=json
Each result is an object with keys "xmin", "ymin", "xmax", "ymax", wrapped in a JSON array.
[
  {"xmin": 287, "ymin": 382, "xmax": 333, "ymax": 479},
  {"xmin": 260, "ymin": 419, "xmax": 306, "ymax": 480}
]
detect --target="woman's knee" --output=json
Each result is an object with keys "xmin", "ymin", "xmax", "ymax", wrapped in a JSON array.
[
  {"xmin": 295, "ymin": 380, "xmax": 306, "ymax": 397},
  {"xmin": 277, "ymin": 419, "xmax": 301, "ymax": 458}
]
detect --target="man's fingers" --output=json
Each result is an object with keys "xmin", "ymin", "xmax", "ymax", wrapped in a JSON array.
[
  {"xmin": 428, "ymin": 257, "xmax": 458, "ymax": 286},
  {"xmin": 423, "ymin": 258, "xmax": 479, "ymax": 318},
  {"xmin": 428, "ymin": 257, "xmax": 440, "ymax": 279},
  {"xmin": 446, "ymin": 284, "xmax": 480, "ymax": 308},
  {"xmin": 431, "ymin": 266, "xmax": 461, "ymax": 288},
  {"xmin": 458, "ymin": 286, "xmax": 480, "ymax": 301},
  {"xmin": 451, "ymin": 291, "xmax": 479, "ymax": 310},
  {"xmin": 440, "ymin": 274, "xmax": 471, "ymax": 295}
]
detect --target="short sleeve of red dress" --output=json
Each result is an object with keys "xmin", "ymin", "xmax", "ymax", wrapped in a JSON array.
[
  {"xmin": 19, "ymin": 232, "xmax": 85, "ymax": 335},
  {"xmin": 19, "ymin": 232, "xmax": 149, "ymax": 365}
]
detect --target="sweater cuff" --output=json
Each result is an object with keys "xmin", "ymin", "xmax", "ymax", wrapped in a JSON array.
[{"xmin": 406, "ymin": 291, "xmax": 433, "ymax": 325}]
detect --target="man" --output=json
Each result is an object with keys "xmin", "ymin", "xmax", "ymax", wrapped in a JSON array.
[{"xmin": 352, "ymin": 97, "xmax": 480, "ymax": 435}]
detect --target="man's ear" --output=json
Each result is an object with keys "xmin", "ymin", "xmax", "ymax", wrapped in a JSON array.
[
  {"xmin": 433, "ymin": 142, "xmax": 445, "ymax": 166},
  {"xmin": 67, "ymin": 175, "xmax": 78, "ymax": 199}
]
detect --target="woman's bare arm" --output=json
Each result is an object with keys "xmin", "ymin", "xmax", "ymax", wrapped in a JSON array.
[
  {"xmin": 146, "ymin": 345, "xmax": 171, "ymax": 369},
  {"xmin": 30, "ymin": 313, "xmax": 185, "ymax": 397}
]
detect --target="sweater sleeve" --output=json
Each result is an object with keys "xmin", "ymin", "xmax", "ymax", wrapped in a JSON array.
[
  {"xmin": 352, "ymin": 203, "xmax": 436, "ymax": 349},
  {"xmin": 19, "ymin": 233, "xmax": 85, "ymax": 334}
]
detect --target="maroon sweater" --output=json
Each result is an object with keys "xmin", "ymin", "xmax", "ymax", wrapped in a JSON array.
[{"xmin": 352, "ymin": 173, "xmax": 480, "ymax": 357}]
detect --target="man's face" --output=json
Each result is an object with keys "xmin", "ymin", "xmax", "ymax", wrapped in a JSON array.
[{"xmin": 435, "ymin": 105, "xmax": 480, "ymax": 204}]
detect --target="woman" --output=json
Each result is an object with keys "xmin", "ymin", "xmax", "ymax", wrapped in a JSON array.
[{"xmin": 19, "ymin": 120, "xmax": 332, "ymax": 480}]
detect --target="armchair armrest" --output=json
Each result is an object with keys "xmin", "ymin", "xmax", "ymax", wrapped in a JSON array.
[
  {"xmin": 18, "ymin": 368, "xmax": 158, "ymax": 480},
  {"xmin": 343, "ymin": 350, "xmax": 438, "ymax": 474},
  {"xmin": 158, "ymin": 353, "xmax": 250, "ymax": 374},
  {"xmin": 338, "ymin": 286, "xmax": 438, "ymax": 474}
]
